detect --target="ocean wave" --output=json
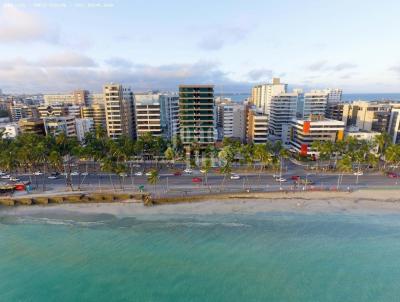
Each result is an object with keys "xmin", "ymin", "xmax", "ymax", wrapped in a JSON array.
[{"xmin": 12, "ymin": 216, "xmax": 105, "ymax": 227}]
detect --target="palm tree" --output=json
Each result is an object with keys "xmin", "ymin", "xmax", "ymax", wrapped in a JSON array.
[
  {"xmin": 254, "ymin": 144, "xmax": 273, "ymax": 181},
  {"xmin": 147, "ymin": 169, "xmax": 159, "ymax": 195},
  {"xmin": 385, "ymin": 144, "xmax": 400, "ymax": 171},
  {"xmin": 337, "ymin": 155, "xmax": 353, "ymax": 172},
  {"xmin": 220, "ymin": 162, "xmax": 232, "ymax": 189},
  {"xmin": 164, "ymin": 147, "xmax": 175, "ymax": 168},
  {"xmin": 374, "ymin": 132, "xmax": 391, "ymax": 163}
]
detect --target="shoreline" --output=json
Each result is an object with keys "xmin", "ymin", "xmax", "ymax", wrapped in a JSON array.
[{"xmin": 2, "ymin": 189, "xmax": 400, "ymax": 216}]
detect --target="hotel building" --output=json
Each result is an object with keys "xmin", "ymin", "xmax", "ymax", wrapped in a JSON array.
[{"xmin": 134, "ymin": 93, "xmax": 162, "ymax": 137}]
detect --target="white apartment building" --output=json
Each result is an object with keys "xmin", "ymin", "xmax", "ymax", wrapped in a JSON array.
[
  {"xmin": 222, "ymin": 103, "xmax": 246, "ymax": 142},
  {"xmin": 311, "ymin": 88, "xmax": 342, "ymax": 103},
  {"xmin": 104, "ymin": 84, "xmax": 135, "ymax": 139},
  {"xmin": 301, "ymin": 91, "xmax": 328, "ymax": 120},
  {"xmin": 269, "ymin": 92, "xmax": 299, "ymax": 139},
  {"xmin": 44, "ymin": 94, "xmax": 75, "ymax": 106},
  {"xmin": 67, "ymin": 105, "xmax": 82, "ymax": 118},
  {"xmin": 43, "ymin": 116, "xmax": 76, "ymax": 137},
  {"xmin": 134, "ymin": 93, "xmax": 162, "ymax": 137},
  {"xmin": 75, "ymin": 118, "xmax": 94, "ymax": 142},
  {"xmin": 81, "ymin": 104, "xmax": 106, "ymax": 130},
  {"xmin": 251, "ymin": 78, "xmax": 287, "ymax": 116}
]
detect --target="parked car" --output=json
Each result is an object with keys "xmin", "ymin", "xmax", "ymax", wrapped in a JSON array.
[
  {"xmin": 275, "ymin": 177, "xmax": 287, "ymax": 182},
  {"xmin": 70, "ymin": 171, "xmax": 79, "ymax": 176},
  {"xmin": 134, "ymin": 171, "xmax": 143, "ymax": 176},
  {"xmin": 48, "ymin": 175, "xmax": 59, "ymax": 179},
  {"xmin": 81, "ymin": 172, "xmax": 89, "ymax": 176},
  {"xmin": 387, "ymin": 172, "xmax": 398, "ymax": 178},
  {"xmin": 33, "ymin": 171, "xmax": 43, "ymax": 176},
  {"xmin": 230, "ymin": 174, "xmax": 240, "ymax": 180},
  {"xmin": 353, "ymin": 171, "xmax": 363, "ymax": 176},
  {"xmin": 1, "ymin": 174, "xmax": 10, "ymax": 179},
  {"xmin": 184, "ymin": 168, "xmax": 193, "ymax": 174},
  {"xmin": 192, "ymin": 177, "xmax": 202, "ymax": 183}
]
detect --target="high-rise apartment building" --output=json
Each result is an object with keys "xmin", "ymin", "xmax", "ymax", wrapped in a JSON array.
[
  {"xmin": 301, "ymin": 91, "xmax": 328, "ymax": 120},
  {"xmin": 75, "ymin": 118, "xmax": 94, "ymax": 141},
  {"xmin": 311, "ymin": 88, "xmax": 342, "ymax": 103},
  {"xmin": 38, "ymin": 104, "xmax": 69, "ymax": 118},
  {"xmin": 134, "ymin": 93, "xmax": 162, "ymax": 137},
  {"xmin": 222, "ymin": 103, "xmax": 246, "ymax": 142},
  {"xmin": 251, "ymin": 78, "xmax": 287, "ymax": 115},
  {"xmin": 104, "ymin": 84, "xmax": 135, "ymax": 139},
  {"xmin": 246, "ymin": 107, "xmax": 268, "ymax": 144},
  {"xmin": 178, "ymin": 85, "xmax": 215, "ymax": 149},
  {"xmin": 388, "ymin": 108, "xmax": 400, "ymax": 144},
  {"xmin": 269, "ymin": 92, "xmax": 299, "ymax": 139},
  {"xmin": 160, "ymin": 94, "xmax": 180, "ymax": 140}
]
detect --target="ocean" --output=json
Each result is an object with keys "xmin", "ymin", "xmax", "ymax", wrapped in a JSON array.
[
  {"xmin": 222, "ymin": 93, "xmax": 400, "ymax": 103},
  {"xmin": 1, "ymin": 206, "xmax": 400, "ymax": 301}
]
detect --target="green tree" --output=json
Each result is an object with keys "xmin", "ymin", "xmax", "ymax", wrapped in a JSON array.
[{"xmin": 147, "ymin": 169, "xmax": 159, "ymax": 194}]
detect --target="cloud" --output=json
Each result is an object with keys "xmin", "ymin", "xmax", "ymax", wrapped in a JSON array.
[
  {"xmin": 105, "ymin": 57, "xmax": 134, "ymax": 68},
  {"xmin": 247, "ymin": 69, "xmax": 273, "ymax": 81},
  {"xmin": 0, "ymin": 5, "xmax": 59, "ymax": 43},
  {"xmin": 0, "ymin": 54, "xmax": 252, "ymax": 93},
  {"xmin": 307, "ymin": 61, "xmax": 357, "ymax": 72},
  {"xmin": 198, "ymin": 25, "xmax": 253, "ymax": 51},
  {"xmin": 389, "ymin": 65, "xmax": 400, "ymax": 76}
]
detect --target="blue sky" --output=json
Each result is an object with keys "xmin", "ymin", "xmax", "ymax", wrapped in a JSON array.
[{"xmin": 0, "ymin": 0, "xmax": 400, "ymax": 93}]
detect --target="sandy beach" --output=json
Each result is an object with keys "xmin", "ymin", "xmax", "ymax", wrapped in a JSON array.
[{"xmin": 2, "ymin": 189, "xmax": 400, "ymax": 217}]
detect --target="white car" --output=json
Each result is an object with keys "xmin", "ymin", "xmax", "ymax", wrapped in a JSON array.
[
  {"xmin": 230, "ymin": 174, "xmax": 240, "ymax": 180},
  {"xmin": 275, "ymin": 177, "xmax": 287, "ymax": 182},
  {"xmin": 1, "ymin": 174, "xmax": 10, "ymax": 179},
  {"xmin": 81, "ymin": 172, "xmax": 89, "ymax": 176},
  {"xmin": 48, "ymin": 175, "xmax": 58, "ymax": 179},
  {"xmin": 10, "ymin": 177, "xmax": 20, "ymax": 182},
  {"xmin": 0, "ymin": 171, "xmax": 5, "ymax": 176},
  {"xmin": 184, "ymin": 168, "xmax": 193, "ymax": 174},
  {"xmin": 354, "ymin": 171, "xmax": 363, "ymax": 176},
  {"xmin": 119, "ymin": 173, "xmax": 128, "ymax": 177},
  {"xmin": 70, "ymin": 171, "xmax": 79, "ymax": 176},
  {"xmin": 134, "ymin": 171, "xmax": 143, "ymax": 176},
  {"xmin": 33, "ymin": 171, "xmax": 43, "ymax": 176},
  {"xmin": 145, "ymin": 171, "xmax": 153, "ymax": 176}
]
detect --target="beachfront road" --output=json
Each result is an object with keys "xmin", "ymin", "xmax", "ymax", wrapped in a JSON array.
[{"xmin": 11, "ymin": 170, "xmax": 400, "ymax": 192}]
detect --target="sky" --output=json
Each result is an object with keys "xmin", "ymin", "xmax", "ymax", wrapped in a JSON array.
[{"xmin": 0, "ymin": 0, "xmax": 400, "ymax": 94}]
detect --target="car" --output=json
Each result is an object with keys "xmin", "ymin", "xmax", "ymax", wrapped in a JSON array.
[
  {"xmin": 81, "ymin": 172, "xmax": 89, "ymax": 176},
  {"xmin": 200, "ymin": 169, "xmax": 206, "ymax": 174},
  {"xmin": 33, "ymin": 171, "xmax": 43, "ymax": 176},
  {"xmin": 173, "ymin": 171, "xmax": 182, "ymax": 176},
  {"xmin": 119, "ymin": 173, "xmax": 128, "ymax": 177},
  {"xmin": 70, "ymin": 171, "xmax": 79, "ymax": 176},
  {"xmin": 275, "ymin": 177, "xmax": 287, "ymax": 182},
  {"xmin": 134, "ymin": 171, "xmax": 143, "ymax": 176},
  {"xmin": 0, "ymin": 171, "xmax": 5, "ymax": 176},
  {"xmin": 1, "ymin": 174, "xmax": 10, "ymax": 179},
  {"xmin": 230, "ymin": 174, "xmax": 240, "ymax": 180},
  {"xmin": 9, "ymin": 177, "xmax": 20, "ymax": 182},
  {"xmin": 387, "ymin": 172, "xmax": 398, "ymax": 178},
  {"xmin": 184, "ymin": 168, "xmax": 193, "ymax": 174},
  {"xmin": 192, "ymin": 177, "xmax": 202, "ymax": 183},
  {"xmin": 48, "ymin": 175, "xmax": 59, "ymax": 179},
  {"xmin": 291, "ymin": 175, "xmax": 300, "ymax": 181},
  {"xmin": 353, "ymin": 171, "xmax": 363, "ymax": 176},
  {"xmin": 145, "ymin": 171, "xmax": 153, "ymax": 176}
]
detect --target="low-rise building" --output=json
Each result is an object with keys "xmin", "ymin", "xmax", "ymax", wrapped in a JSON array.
[
  {"xmin": 288, "ymin": 117, "xmax": 345, "ymax": 156},
  {"xmin": 18, "ymin": 118, "xmax": 45, "ymax": 135},
  {"xmin": 0, "ymin": 123, "xmax": 19, "ymax": 139},
  {"xmin": 43, "ymin": 116, "xmax": 76, "ymax": 137}
]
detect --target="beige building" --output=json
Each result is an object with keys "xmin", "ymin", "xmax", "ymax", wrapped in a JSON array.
[
  {"xmin": 342, "ymin": 101, "xmax": 391, "ymax": 132},
  {"xmin": 18, "ymin": 118, "xmax": 45, "ymax": 135},
  {"xmin": 43, "ymin": 116, "xmax": 76, "ymax": 137},
  {"xmin": 246, "ymin": 108, "xmax": 268, "ymax": 144},
  {"xmin": 250, "ymin": 78, "xmax": 287, "ymax": 116},
  {"xmin": 81, "ymin": 104, "xmax": 106, "ymax": 130},
  {"xmin": 104, "ymin": 84, "xmax": 135, "ymax": 139}
]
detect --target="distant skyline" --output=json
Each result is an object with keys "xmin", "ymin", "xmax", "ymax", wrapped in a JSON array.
[{"xmin": 1, "ymin": 0, "xmax": 400, "ymax": 94}]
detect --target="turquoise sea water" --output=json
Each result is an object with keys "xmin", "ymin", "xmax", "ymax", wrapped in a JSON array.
[{"xmin": 1, "ymin": 207, "xmax": 400, "ymax": 301}]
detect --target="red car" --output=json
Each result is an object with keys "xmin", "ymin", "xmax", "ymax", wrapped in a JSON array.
[
  {"xmin": 192, "ymin": 177, "xmax": 202, "ymax": 183},
  {"xmin": 387, "ymin": 172, "xmax": 398, "ymax": 178},
  {"xmin": 291, "ymin": 175, "xmax": 300, "ymax": 181},
  {"xmin": 173, "ymin": 171, "xmax": 182, "ymax": 176}
]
